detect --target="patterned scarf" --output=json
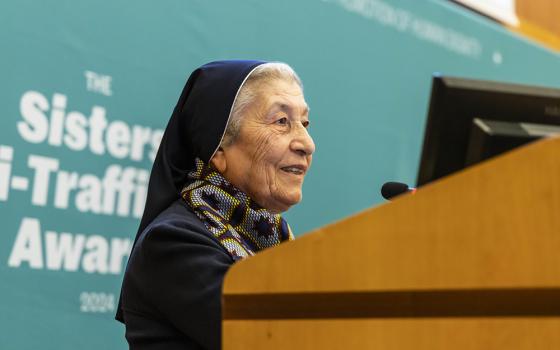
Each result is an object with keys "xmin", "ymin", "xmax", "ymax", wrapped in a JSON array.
[{"xmin": 181, "ymin": 159, "xmax": 294, "ymax": 261}]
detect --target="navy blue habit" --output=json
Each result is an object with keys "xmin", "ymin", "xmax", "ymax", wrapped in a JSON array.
[{"xmin": 116, "ymin": 60, "xmax": 266, "ymax": 350}]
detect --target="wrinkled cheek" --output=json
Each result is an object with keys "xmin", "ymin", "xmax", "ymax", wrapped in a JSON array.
[
  {"xmin": 245, "ymin": 133, "xmax": 277, "ymax": 189},
  {"xmin": 249, "ymin": 133, "xmax": 275, "ymax": 161}
]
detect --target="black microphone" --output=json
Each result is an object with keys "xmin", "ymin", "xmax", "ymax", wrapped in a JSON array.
[{"xmin": 381, "ymin": 181, "xmax": 416, "ymax": 200}]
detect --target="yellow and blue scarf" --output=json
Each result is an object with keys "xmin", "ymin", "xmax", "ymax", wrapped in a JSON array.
[{"xmin": 181, "ymin": 159, "xmax": 294, "ymax": 260}]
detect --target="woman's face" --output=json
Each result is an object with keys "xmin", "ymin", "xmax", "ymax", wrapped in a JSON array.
[{"xmin": 213, "ymin": 78, "xmax": 315, "ymax": 213}]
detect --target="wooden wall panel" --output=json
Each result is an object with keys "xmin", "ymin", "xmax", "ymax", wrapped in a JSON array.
[
  {"xmin": 511, "ymin": 0, "xmax": 560, "ymax": 51},
  {"xmin": 516, "ymin": 0, "xmax": 560, "ymax": 36}
]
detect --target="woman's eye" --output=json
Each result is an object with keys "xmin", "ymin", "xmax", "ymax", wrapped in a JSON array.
[{"xmin": 276, "ymin": 117, "xmax": 288, "ymax": 125}]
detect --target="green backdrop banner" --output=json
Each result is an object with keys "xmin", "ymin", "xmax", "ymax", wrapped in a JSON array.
[{"xmin": 1, "ymin": 0, "xmax": 559, "ymax": 348}]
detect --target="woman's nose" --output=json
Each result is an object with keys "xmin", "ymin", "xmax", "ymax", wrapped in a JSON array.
[{"xmin": 291, "ymin": 125, "xmax": 315, "ymax": 156}]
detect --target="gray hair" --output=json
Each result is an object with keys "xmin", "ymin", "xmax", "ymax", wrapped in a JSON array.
[{"xmin": 220, "ymin": 62, "xmax": 303, "ymax": 147}]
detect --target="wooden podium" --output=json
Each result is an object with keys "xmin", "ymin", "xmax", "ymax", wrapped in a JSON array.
[{"xmin": 222, "ymin": 137, "xmax": 560, "ymax": 349}]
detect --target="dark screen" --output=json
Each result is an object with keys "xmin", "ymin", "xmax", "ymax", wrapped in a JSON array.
[{"xmin": 417, "ymin": 75, "xmax": 560, "ymax": 186}]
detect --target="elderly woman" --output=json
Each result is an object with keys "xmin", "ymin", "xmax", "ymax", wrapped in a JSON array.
[{"xmin": 116, "ymin": 60, "xmax": 315, "ymax": 350}]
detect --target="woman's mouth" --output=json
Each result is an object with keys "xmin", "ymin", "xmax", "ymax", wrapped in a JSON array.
[{"xmin": 280, "ymin": 165, "xmax": 306, "ymax": 175}]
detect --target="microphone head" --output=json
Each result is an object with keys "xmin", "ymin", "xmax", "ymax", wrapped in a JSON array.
[{"xmin": 381, "ymin": 181, "xmax": 411, "ymax": 200}]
